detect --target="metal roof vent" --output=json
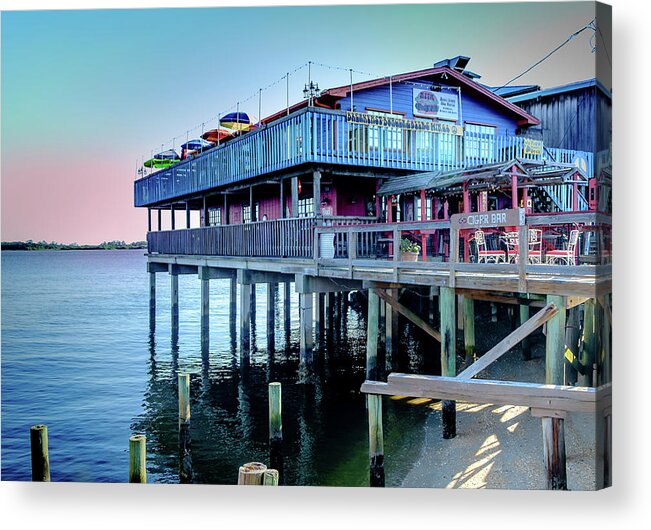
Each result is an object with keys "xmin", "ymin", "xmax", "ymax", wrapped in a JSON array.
[{"xmin": 433, "ymin": 56, "xmax": 481, "ymax": 79}]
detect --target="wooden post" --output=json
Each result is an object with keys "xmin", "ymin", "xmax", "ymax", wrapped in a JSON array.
[
  {"xmin": 313, "ymin": 170, "xmax": 321, "ymax": 216},
  {"xmin": 520, "ymin": 303, "xmax": 531, "ymax": 360},
  {"xmin": 263, "ymin": 469, "xmax": 279, "ymax": 486},
  {"xmin": 600, "ymin": 295, "xmax": 612, "ymax": 385},
  {"xmin": 178, "ymin": 372, "xmax": 191, "ymax": 424},
  {"xmin": 462, "ymin": 296, "xmax": 475, "ymax": 365},
  {"xmin": 170, "ymin": 204, "xmax": 175, "ymax": 230},
  {"xmin": 149, "ymin": 272, "xmax": 156, "ymax": 331},
  {"xmin": 147, "ymin": 208, "xmax": 152, "ymax": 232},
  {"xmin": 202, "ymin": 196, "xmax": 208, "ymax": 227},
  {"xmin": 542, "ymin": 294, "xmax": 567, "ymax": 490},
  {"xmin": 229, "ymin": 276, "xmax": 237, "ymax": 323},
  {"xmin": 366, "ymin": 289, "xmax": 380, "ymax": 380},
  {"xmin": 299, "ymin": 292, "xmax": 313, "ymax": 378},
  {"xmin": 238, "ymin": 462, "xmax": 267, "ymax": 485},
  {"xmin": 580, "ymin": 299, "xmax": 597, "ymax": 387},
  {"xmin": 240, "ymin": 282, "xmax": 252, "ymax": 361},
  {"xmin": 129, "ymin": 434, "xmax": 147, "ymax": 483},
  {"xmin": 201, "ymin": 275, "xmax": 209, "ymax": 353},
  {"xmin": 541, "ymin": 417, "xmax": 567, "ymax": 490},
  {"xmin": 491, "ymin": 302, "xmax": 497, "ymax": 323},
  {"xmin": 186, "ymin": 202, "xmax": 191, "ymax": 229},
  {"xmin": 291, "ymin": 176, "xmax": 299, "ymax": 217},
  {"xmin": 367, "ymin": 394, "xmax": 385, "ymax": 487},
  {"xmin": 385, "ymin": 288, "xmax": 398, "ymax": 372},
  {"xmin": 249, "ymin": 185, "xmax": 256, "ymax": 222},
  {"xmin": 170, "ymin": 269, "xmax": 179, "ymax": 332},
  {"xmin": 223, "ymin": 194, "xmax": 230, "ymax": 225},
  {"xmin": 439, "ymin": 286, "xmax": 456, "ymax": 439},
  {"xmin": 314, "ymin": 292, "xmax": 324, "ymax": 343},
  {"xmin": 279, "ymin": 179, "xmax": 285, "ymax": 218},
  {"xmin": 564, "ymin": 306, "xmax": 581, "ymax": 386},
  {"xmin": 178, "ymin": 372, "xmax": 192, "ymax": 483},
  {"xmin": 157, "ymin": 208, "xmax": 162, "ymax": 231},
  {"xmin": 267, "ymin": 283, "xmax": 276, "ymax": 353},
  {"xmin": 269, "ymin": 381, "xmax": 282, "ymax": 476},
  {"xmin": 30, "ymin": 425, "xmax": 50, "ymax": 482},
  {"xmin": 284, "ymin": 282, "xmax": 291, "ymax": 346}
]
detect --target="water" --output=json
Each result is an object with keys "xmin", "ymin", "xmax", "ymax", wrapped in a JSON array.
[{"xmin": 1, "ymin": 250, "xmax": 434, "ymax": 485}]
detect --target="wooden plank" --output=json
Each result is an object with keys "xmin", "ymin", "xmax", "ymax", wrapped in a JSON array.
[
  {"xmin": 375, "ymin": 288, "xmax": 441, "ymax": 342},
  {"xmin": 457, "ymin": 302, "xmax": 559, "ymax": 379},
  {"xmin": 361, "ymin": 375, "xmax": 611, "ymax": 414}
]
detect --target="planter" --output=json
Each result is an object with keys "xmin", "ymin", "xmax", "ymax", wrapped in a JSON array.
[{"xmin": 401, "ymin": 251, "xmax": 420, "ymax": 262}]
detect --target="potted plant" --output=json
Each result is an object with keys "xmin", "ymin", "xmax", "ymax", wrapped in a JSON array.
[{"xmin": 399, "ymin": 238, "xmax": 421, "ymax": 261}]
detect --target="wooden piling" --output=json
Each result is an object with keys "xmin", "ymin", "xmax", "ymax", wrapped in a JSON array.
[
  {"xmin": 520, "ymin": 304, "xmax": 531, "ymax": 360},
  {"xmin": 366, "ymin": 289, "xmax": 380, "ymax": 380},
  {"xmin": 284, "ymin": 282, "xmax": 291, "ymax": 345},
  {"xmin": 462, "ymin": 296, "xmax": 475, "ymax": 365},
  {"xmin": 170, "ymin": 271, "xmax": 179, "ymax": 331},
  {"xmin": 542, "ymin": 294, "xmax": 567, "ymax": 490},
  {"xmin": 367, "ymin": 394, "xmax": 385, "ymax": 487},
  {"xmin": 268, "ymin": 382, "xmax": 283, "ymax": 477},
  {"xmin": 600, "ymin": 294, "xmax": 612, "ymax": 385},
  {"xmin": 240, "ymin": 282, "xmax": 252, "ymax": 360},
  {"xmin": 299, "ymin": 292, "xmax": 314, "ymax": 378},
  {"xmin": 263, "ymin": 469, "xmax": 279, "ymax": 486},
  {"xmin": 201, "ymin": 277, "xmax": 209, "ymax": 352},
  {"xmin": 385, "ymin": 288, "xmax": 398, "ymax": 372},
  {"xmin": 439, "ymin": 286, "xmax": 456, "ymax": 439},
  {"xmin": 564, "ymin": 306, "xmax": 581, "ymax": 386},
  {"xmin": 579, "ymin": 299, "xmax": 597, "ymax": 387},
  {"xmin": 267, "ymin": 283, "xmax": 276, "ymax": 352},
  {"xmin": 30, "ymin": 424, "xmax": 50, "ymax": 482},
  {"xmin": 238, "ymin": 462, "xmax": 267, "ymax": 485},
  {"xmin": 129, "ymin": 434, "xmax": 147, "ymax": 483},
  {"xmin": 314, "ymin": 292, "xmax": 323, "ymax": 342},
  {"xmin": 149, "ymin": 272, "xmax": 156, "ymax": 330},
  {"xmin": 541, "ymin": 417, "xmax": 567, "ymax": 490},
  {"xmin": 178, "ymin": 372, "xmax": 191, "ymax": 424},
  {"xmin": 229, "ymin": 276, "xmax": 237, "ymax": 322},
  {"xmin": 491, "ymin": 302, "xmax": 497, "ymax": 323}
]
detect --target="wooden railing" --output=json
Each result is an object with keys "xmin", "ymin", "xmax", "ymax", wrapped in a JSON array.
[{"xmin": 134, "ymin": 107, "xmax": 594, "ymax": 207}]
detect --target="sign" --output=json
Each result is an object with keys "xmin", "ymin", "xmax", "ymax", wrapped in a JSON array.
[
  {"xmin": 413, "ymin": 88, "xmax": 459, "ymax": 121},
  {"xmin": 523, "ymin": 138, "xmax": 543, "ymax": 157},
  {"xmin": 451, "ymin": 208, "xmax": 525, "ymax": 229},
  {"xmin": 345, "ymin": 111, "xmax": 463, "ymax": 136}
]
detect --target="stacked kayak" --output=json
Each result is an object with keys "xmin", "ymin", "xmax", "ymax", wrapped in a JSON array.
[
  {"xmin": 220, "ymin": 112, "xmax": 256, "ymax": 132},
  {"xmin": 143, "ymin": 149, "xmax": 181, "ymax": 169},
  {"xmin": 181, "ymin": 138, "xmax": 214, "ymax": 158},
  {"xmin": 202, "ymin": 128, "xmax": 235, "ymax": 144}
]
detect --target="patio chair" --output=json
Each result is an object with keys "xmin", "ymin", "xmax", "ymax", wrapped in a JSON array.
[
  {"xmin": 503, "ymin": 229, "xmax": 543, "ymax": 264},
  {"xmin": 546, "ymin": 229, "xmax": 580, "ymax": 266},
  {"xmin": 474, "ymin": 230, "xmax": 505, "ymax": 263}
]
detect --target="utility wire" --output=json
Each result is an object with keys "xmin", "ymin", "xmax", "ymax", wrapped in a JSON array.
[{"xmin": 494, "ymin": 18, "xmax": 596, "ymax": 92}]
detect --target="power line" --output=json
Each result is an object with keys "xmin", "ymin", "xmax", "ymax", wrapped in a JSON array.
[{"xmin": 494, "ymin": 18, "xmax": 596, "ymax": 92}]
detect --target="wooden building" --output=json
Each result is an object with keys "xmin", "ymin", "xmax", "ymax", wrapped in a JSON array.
[{"xmin": 135, "ymin": 58, "xmax": 611, "ymax": 490}]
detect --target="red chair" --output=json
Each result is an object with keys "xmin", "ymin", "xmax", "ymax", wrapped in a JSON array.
[
  {"xmin": 546, "ymin": 229, "xmax": 580, "ymax": 265},
  {"xmin": 474, "ymin": 230, "xmax": 505, "ymax": 263}
]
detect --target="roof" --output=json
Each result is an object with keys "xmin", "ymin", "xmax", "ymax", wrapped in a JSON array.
[
  {"xmin": 377, "ymin": 159, "xmax": 586, "ymax": 196},
  {"xmin": 506, "ymin": 78, "xmax": 612, "ymax": 103},
  {"xmin": 484, "ymin": 84, "xmax": 540, "ymax": 98},
  {"xmin": 263, "ymin": 65, "xmax": 540, "ymax": 126}
]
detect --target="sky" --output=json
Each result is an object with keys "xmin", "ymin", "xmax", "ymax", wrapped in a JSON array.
[{"xmin": 1, "ymin": 1, "xmax": 608, "ymax": 244}]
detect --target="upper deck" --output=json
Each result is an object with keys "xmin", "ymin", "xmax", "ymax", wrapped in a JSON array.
[{"xmin": 134, "ymin": 106, "xmax": 593, "ymax": 208}]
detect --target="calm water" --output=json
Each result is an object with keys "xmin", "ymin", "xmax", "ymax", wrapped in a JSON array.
[{"xmin": 1, "ymin": 250, "xmax": 435, "ymax": 485}]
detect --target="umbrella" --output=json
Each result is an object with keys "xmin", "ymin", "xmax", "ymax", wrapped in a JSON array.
[
  {"xmin": 181, "ymin": 138, "xmax": 214, "ymax": 152},
  {"xmin": 202, "ymin": 128, "xmax": 235, "ymax": 143}
]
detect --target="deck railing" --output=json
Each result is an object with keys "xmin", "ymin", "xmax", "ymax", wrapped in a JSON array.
[{"xmin": 134, "ymin": 107, "xmax": 594, "ymax": 207}]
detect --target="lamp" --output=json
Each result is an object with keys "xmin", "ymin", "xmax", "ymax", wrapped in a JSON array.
[{"xmin": 303, "ymin": 81, "xmax": 320, "ymax": 105}]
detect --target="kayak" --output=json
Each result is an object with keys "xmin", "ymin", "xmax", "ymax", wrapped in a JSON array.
[
  {"xmin": 202, "ymin": 128, "xmax": 235, "ymax": 143},
  {"xmin": 143, "ymin": 149, "xmax": 180, "ymax": 169},
  {"xmin": 220, "ymin": 112, "xmax": 254, "ymax": 131}
]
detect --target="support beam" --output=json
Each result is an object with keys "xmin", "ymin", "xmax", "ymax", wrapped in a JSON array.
[
  {"xmin": 291, "ymin": 176, "xmax": 299, "ymax": 218},
  {"xmin": 314, "ymin": 292, "xmax": 323, "ymax": 342},
  {"xmin": 284, "ymin": 282, "xmax": 291, "ymax": 345},
  {"xmin": 520, "ymin": 304, "xmax": 531, "ymax": 360},
  {"xmin": 186, "ymin": 202, "xmax": 191, "ymax": 229},
  {"xmin": 375, "ymin": 288, "xmax": 440, "ymax": 342},
  {"xmin": 171, "ymin": 204, "xmax": 176, "ymax": 230},
  {"xmin": 385, "ymin": 288, "xmax": 398, "ymax": 372},
  {"xmin": 299, "ymin": 292, "xmax": 313, "ymax": 378},
  {"xmin": 240, "ymin": 283, "xmax": 252, "ymax": 361},
  {"xmin": 543, "ymin": 294, "xmax": 567, "ymax": 490},
  {"xmin": 462, "ymin": 296, "xmax": 475, "ymax": 365},
  {"xmin": 279, "ymin": 179, "xmax": 285, "ymax": 218},
  {"xmin": 457, "ymin": 302, "xmax": 558, "ymax": 380},
  {"xmin": 230, "ymin": 276, "xmax": 237, "ymax": 323},
  {"xmin": 148, "ymin": 208, "xmax": 152, "ymax": 232},
  {"xmin": 267, "ymin": 283, "xmax": 276, "ymax": 353},
  {"xmin": 170, "ymin": 267, "xmax": 179, "ymax": 332},
  {"xmin": 158, "ymin": 209, "xmax": 162, "ymax": 231},
  {"xmin": 366, "ymin": 289, "xmax": 380, "ymax": 381},
  {"xmin": 579, "ymin": 299, "xmax": 597, "ymax": 387},
  {"xmin": 439, "ymin": 286, "xmax": 456, "ymax": 439},
  {"xmin": 564, "ymin": 306, "xmax": 581, "ymax": 385},
  {"xmin": 201, "ymin": 274, "xmax": 209, "ymax": 353},
  {"xmin": 367, "ymin": 394, "xmax": 384, "ymax": 487},
  {"xmin": 250, "ymin": 186, "xmax": 256, "ymax": 222},
  {"xmin": 313, "ymin": 170, "xmax": 321, "ymax": 216},
  {"xmin": 149, "ymin": 272, "xmax": 156, "ymax": 330}
]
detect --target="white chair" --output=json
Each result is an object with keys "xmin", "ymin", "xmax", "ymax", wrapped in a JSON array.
[
  {"xmin": 474, "ymin": 230, "xmax": 505, "ymax": 263},
  {"xmin": 546, "ymin": 229, "xmax": 580, "ymax": 265}
]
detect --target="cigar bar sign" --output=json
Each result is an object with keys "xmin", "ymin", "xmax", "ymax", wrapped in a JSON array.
[{"xmin": 451, "ymin": 208, "xmax": 525, "ymax": 229}]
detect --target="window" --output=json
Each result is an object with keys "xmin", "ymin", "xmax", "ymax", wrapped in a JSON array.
[
  {"xmin": 208, "ymin": 208, "xmax": 221, "ymax": 226},
  {"xmin": 415, "ymin": 196, "xmax": 432, "ymax": 221},
  {"xmin": 464, "ymin": 123, "xmax": 496, "ymax": 162},
  {"xmin": 368, "ymin": 110, "xmax": 403, "ymax": 151},
  {"xmin": 242, "ymin": 203, "xmax": 260, "ymax": 223},
  {"xmin": 297, "ymin": 197, "xmax": 314, "ymax": 218}
]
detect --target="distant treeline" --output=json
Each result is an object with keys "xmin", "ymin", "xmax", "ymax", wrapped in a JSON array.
[{"xmin": 1, "ymin": 240, "xmax": 148, "ymax": 251}]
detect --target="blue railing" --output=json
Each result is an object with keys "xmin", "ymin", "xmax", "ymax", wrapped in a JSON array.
[{"xmin": 134, "ymin": 107, "xmax": 594, "ymax": 207}]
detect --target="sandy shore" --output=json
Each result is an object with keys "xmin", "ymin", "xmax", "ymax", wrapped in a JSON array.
[{"xmin": 400, "ymin": 339, "xmax": 598, "ymax": 490}]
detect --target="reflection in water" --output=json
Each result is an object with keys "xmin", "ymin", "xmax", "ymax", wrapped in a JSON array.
[{"xmin": 131, "ymin": 281, "xmax": 436, "ymax": 486}]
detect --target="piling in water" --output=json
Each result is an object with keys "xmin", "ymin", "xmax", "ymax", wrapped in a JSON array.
[
  {"xmin": 263, "ymin": 469, "xmax": 279, "ymax": 486},
  {"xmin": 30, "ymin": 424, "xmax": 50, "ymax": 482},
  {"xmin": 367, "ymin": 394, "xmax": 385, "ymax": 487},
  {"xmin": 238, "ymin": 462, "xmax": 267, "ymax": 485},
  {"xmin": 129, "ymin": 434, "xmax": 147, "ymax": 483},
  {"xmin": 178, "ymin": 372, "xmax": 192, "ymax": 483},
  {"xmin": 269, "ymin": 382, "xmax": 283, "ymax": 481}
]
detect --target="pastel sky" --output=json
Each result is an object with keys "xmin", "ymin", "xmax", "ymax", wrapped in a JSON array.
[{"xmin": 1, "ymin": 1, "xmax": 606, "ymax": 244}]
